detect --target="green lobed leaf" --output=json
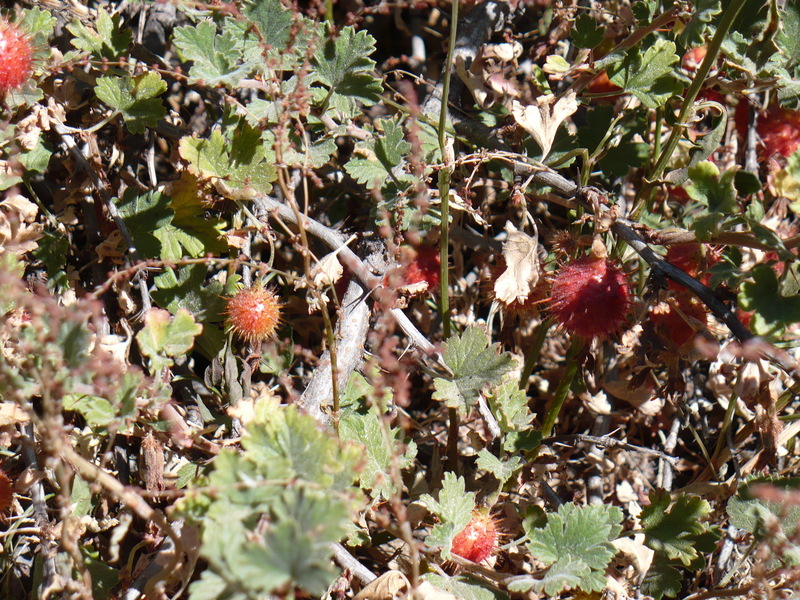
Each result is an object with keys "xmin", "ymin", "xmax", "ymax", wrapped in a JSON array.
[
  {"xmin": 679, "ymin": 0, "xmax": 722, "ymax": 47},
  {"xmin": 433, "ymin": 326, "xmax": 515, "ymax": 414},
  {"xmin": 739, "ymin": 264, "xmax": 800, "ymax": 336},
  {"xmin": 475, "ymin": 449, "xmax": 522, "ymax": 488},
  {"xmin": 339, "ymin": 374, "xmax": 418, "ymax": 499},
  {"xmin": 173, "ymin": 19, "xmax": 261, "ymax": 87},
  {"xmin": 68, "ymin": 8, "xmax": 132, "ymax": 59},
  {"xmin": 607, "ymin": 39, "xmax": 683, "ymax": 108},
  {"xmin": 419, "ymin": 472, "xmax": 476, "ymax": 558},
  {"xmin": 685, "ymin": 161, "xmax": 738, "ymax": 213},
  {"xmin": 179, "ymin": 125, "xmax": 277, "ymax": 197},
  {"xmin": 525, "ymin": 503, "xmax": 623, "ymax": 594},
  {"xmin": 181, "ymin": 400, "xmax": 360, "ymax": 599},
  {"xmin": 727, "ymin": 477, "xmax": 800, "ymax": 538},
  {"xmin": 62, "ymin": 394, "xmax": 115, "ymax": 427},
  {"xmin": 640, "ymin": 559, "xmax": 683, "ymax": 600},
  {"xmin": 136, "ymin": 308, "xmax": 203, "ymax": 373},
  {"xmin": 95, "ymin": 72, "xmax": 167, "ymax": 134},
  {"xmin": 641, "ymin": 490, "xmax": 712, "ymax": 566},
  {"xmin": 571, "ymin": 14, "xmax": 605, "ymax": 49},
  {"xmin": 312, "ymin": 26, "xmax": 383, "ymax": 116},
  {"xmin": 422, "ymin": 573, "xmax": 508, "ymax": 600},
  {"xmin": 345, "ymin": 118, "xmax": 413, "ymax": 188}
]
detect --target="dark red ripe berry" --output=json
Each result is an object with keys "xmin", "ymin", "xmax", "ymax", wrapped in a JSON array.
[
  {"xmin": 549, "ymin": 257, "xmax": 630, "ymax": 339},
  {"xmin": 404, "ymin": 245, "xmax": 441, "ymax": 290},
  {"xmin": 757, "ymin": 105, "xmax": 800, "ymax": 160},
  {"xmin": 0, "ymin": 20, "xmax": 33, "ymax": 95}
]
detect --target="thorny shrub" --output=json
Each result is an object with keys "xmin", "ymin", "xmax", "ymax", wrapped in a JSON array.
[{"xmin": 1, "ymin": 1, "xmax": 800, "ymax": 599}]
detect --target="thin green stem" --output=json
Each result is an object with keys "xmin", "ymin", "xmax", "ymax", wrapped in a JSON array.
[
  {"xmin": 631, "ymin": 0, "xmax": 747, "ymax": 218},
  {"xmin": 437, "ymin": 0, "xmax": 459, "ymax": 339},
  {"xmin": 541, "ymin": 338, "xmax": 584, "ymax": 437}
]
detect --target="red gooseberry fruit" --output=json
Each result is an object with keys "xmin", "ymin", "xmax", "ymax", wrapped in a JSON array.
[
  {"xmin": 225, "ymin": 287, "xmax": 282, "ymax": 344},
  {"xmin": 0, "ymin": 19, "xmax": 33, "ymax": 95},
  {"xmin": 549, "ymin": 255, "xmax": 630, "ymax": 340},
  {"xmin": 451, "ymin": 510, "xmax": 499, "ymax": 563},
  {"xmin": 757, "ymin": 105, "xmax": 800, "ymax": 160}
]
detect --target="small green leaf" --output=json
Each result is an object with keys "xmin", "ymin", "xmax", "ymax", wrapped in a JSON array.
[
  {"xmin": 476, "ymin": 449, "xmax": 522, "ymax": 488},
  {"xmin": 95, "ymin": 72, "xmax": 167, "ymax": 134},
  {"xmin": 739, "ymin": 264, "xmax": 800, "ymax": 336},
  {"xmin": 607, "ymin": 39, "xmax": 683, "ymax": 108},
  {"xmin": 312, "ymin": 25, "xmax": 382, "ymax": 116},
  {"xmin": 433, "ymin": 327, "xmax": 515, "ymax": 414},
  {"xmin": 572, "ymin": 14, "xmax": 605, "ymax": 49},
  {"xmin": 728, "ymin": 478, "xmax": 800, "ymax": 537},
  {"xmin": 419, "ymin": 473, "xmax": 476, "ymax": 558},
  {"xmin": 525, "ymin": 503, "xmax": 622, "ymax": 594},
  {"xmin": 179, "ymin": 125, "xmax": 277, "ymax": 197},
  {"xmin": 63, "ymin": 394, "xmax": 115, "ymax": 427},
  {"xmin": 345, "ymin": 118, "xmax": 413, "ymax": 188},
  {"xmin": 679, "ymin": 0, "xmax": 721, "ymax": 47},
  {"xmin": 641, "ymin": 490, "xmax": 712, "ymax": 566},
  {"xmin": 641, "ymin": 559, "xmax": 683, "ymax": 600},
  {"xmin": 68, "ymin": 8, "xmax": 132, "ymax": 59},
  {"xmin": 422, "ymin": 573, "xmax": 506, "ymax": 600},
  {"xmin": 173, "ymin": 19, "xmax": 261, "ymax": 87},
  {"xmin": 137, "ymin": 308, "xmax": 203, "ymax": 373},
  {"xmin": 685, "ymin": 161, "xmax": 738, "ymax": 213}
]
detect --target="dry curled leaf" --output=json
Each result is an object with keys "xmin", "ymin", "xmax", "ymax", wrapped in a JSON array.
[
  {"xmin": 310, "ymin": 251, "xmax": 344, "ymax": 288},
  {"xmin": 0, "ymin": 192, "xmax": 43, "ymax": 254},
  {"xmin": 511, "ymin": 91, "xmax": 578, "ymax": 160},
  {"xmin": 494, "ymin": 221, "xmax": 539, "ymax": 305},
  {"xmin": 353, "ymin": 571, "xmax": 408, "ymax": 600}
]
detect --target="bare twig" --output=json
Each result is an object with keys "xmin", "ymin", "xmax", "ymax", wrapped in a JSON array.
[
  {"xmin": 544, "ymin": 433, "xmax": 679, "ymax": 465},
  {"xmin": 298, "ymin": 278, "xmax": 371, "ymax": 424}
]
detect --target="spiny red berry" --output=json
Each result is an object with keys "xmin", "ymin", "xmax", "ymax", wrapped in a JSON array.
[
  {"xmin": 225, "ymin": 287, "xmax": 281, "ymax": 344},
  {"xmin": 549, "ymin": 256, "xmax": 630, "ymax": 339},
  {"xmin": 0, "ymin": 19, "xmax": 33, "ymax": 95},
  {"xmin": 404, "ymin": 245, "xmax": 441, "ymax": 290},
  {"xmin": 451, "ymin": 510, "xmax": 498, "ymax": 563},
  {"xmin": 757, "ymin": 105, "xmax": 800, "ymax": 160},
  {"xmin": 385, "ymin": 245, "xmax": 441, "ymax": 295},
  {"xmin": 650, "ymin": 296, "xmax": 708, "ymax": 349}
]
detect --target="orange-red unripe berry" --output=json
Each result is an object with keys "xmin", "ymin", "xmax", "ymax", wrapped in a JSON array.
[
  {"xmin": 451, "ymin": 510, "xmax": 499, "ymax": 563},
  {"xmin": 225, "ymin": 287, "xmax": 281, "ymax": 344}
]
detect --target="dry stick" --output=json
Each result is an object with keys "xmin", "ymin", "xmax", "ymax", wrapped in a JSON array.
[
  {"xmin": 543, "ymin": 433, "xmax": 679, "ymax": 466},
  {"xmin": 297, "ymin": 277, "xmax": 371, "ymax": 425},
  {"xmin": 19, "ymin": 424, "xmax": 59, "ymax": 597}
]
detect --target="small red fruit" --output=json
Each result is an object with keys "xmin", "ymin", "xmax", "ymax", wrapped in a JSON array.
[
  {"xmin": 0, "ymin": 467, "xmax": 12, "ymax": 515},
  {"xmin": 225, "ymin": 287, "xmax": 281, "ymax": 344},
  {"xmin": 757, "ymin": 105, "xmax": 800, "ymax": 159},
  {"xmin": 0, "ymin": 19, "xmax": 33, "ymax": 95},
  {"xmin": 451, "ymin": 510, "xmax": 498, "ymax": 563},
  {"xmin": 549, "ymin": 255, "xmax": 630, "ymax": 339},
  {"xmin": 650, "ymin": 296, "xmax": 708, "ymax": 348},
  {"xmin": 385, "ymin": 245, "xmax": 441, "ymax": 295},
  {"xmin": 403, "ymin": 245, "xmax": 441, "ymax": 290}
]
